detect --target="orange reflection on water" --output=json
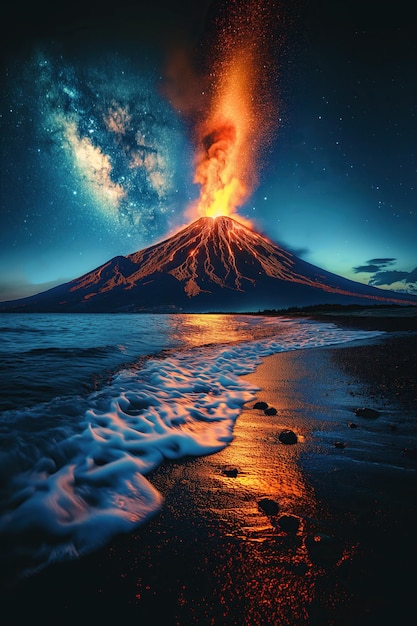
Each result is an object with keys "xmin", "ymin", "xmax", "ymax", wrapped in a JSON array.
[{"xmin": 169, "ymin": 313, "xmax": 256, "ymax": 348}]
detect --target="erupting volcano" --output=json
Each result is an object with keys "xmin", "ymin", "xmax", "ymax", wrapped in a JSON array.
[
  {"xmin": 2, "ymin": 2, "xmax": 415, "ymax": 314},
  {"xmin": 2, "ymin": 216, "xmax": 416, "ymax": 313}
]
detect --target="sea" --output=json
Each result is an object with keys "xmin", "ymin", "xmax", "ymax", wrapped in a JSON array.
[{"xmin": 0, "ymin": 312, "xmax": 383, "ymax": 583}]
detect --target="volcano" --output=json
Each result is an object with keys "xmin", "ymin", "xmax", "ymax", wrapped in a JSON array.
[{"xmin": 1, "ymin": 216, "xmax": 416, "ymax": 312}]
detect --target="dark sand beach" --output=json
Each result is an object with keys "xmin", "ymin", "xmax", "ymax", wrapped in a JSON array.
[{"xmin": 2, "ymin": 311, "xmax": 417, "ymax": 625}]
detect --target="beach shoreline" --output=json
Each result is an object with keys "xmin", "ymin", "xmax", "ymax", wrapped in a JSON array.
[{"xmin": 2, "ymin": 317, "xmax": 417, "ymax": 625}]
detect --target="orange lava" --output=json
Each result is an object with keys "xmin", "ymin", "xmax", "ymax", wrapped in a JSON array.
[
  {"xmin": 191, "ymin": 51, "xmax": 258, "ymax": 225},
  {"xmin": 169, "ymin": 1, "xmax": 279, "ymax": 226}
]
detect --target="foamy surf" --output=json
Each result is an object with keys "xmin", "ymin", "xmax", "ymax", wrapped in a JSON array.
[{"xmin": 0, "ymin": 318, "xmax": 383, "ymax": 580}]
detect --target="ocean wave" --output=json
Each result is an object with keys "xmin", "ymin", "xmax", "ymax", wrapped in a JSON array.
[
  {"xmin": 25, "ymin": 345, "xmax": 115, "ymax": 358},
  {"xmin": 0, "ymin": 319, "xmax": 383, "ymax": 581},
  {"xmin": 0, "ymin": 325, "xmax": 44, "ymax": 334}
]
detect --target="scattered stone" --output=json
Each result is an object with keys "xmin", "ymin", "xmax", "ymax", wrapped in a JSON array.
[
  {"xmin": 278, "ymin": 429, "xmax": 298, "ymax": 445},
  {"xmin": 389, "ymin": 424, "xmax": 398, "ymax": 432},
  {"xmin": 305, "ymin": 533, "xmax": 344, "ymax": 566},
  {"xmin": 348, "ymin": 422, "xmax": 358, "ymax": 429},
  {"xmin": 277, "ymin": 514, "xmax": 300, "ymax": 534},
  {"xmin": 354, "ymin": 407, "xmax": 380, "ymax": 419},
  {"xmin": 264, "ymin": 407, "xmax": 277, "ymax": 416},
  {"xmin": 258, "ymin": 497, "xmax": 279, "ymax": 516},
  {"xmin": 222, "ymin": 467, "xmax": 239, "ymax": 478},
  {"xmin": 334, "ymin": 441, "xmax": 346, "ymax": 449},
  {"xmin": 403, "ymin": 448, "xmax": 417, "ymax": 459},
  {"xmin": 253, "ymin": 401, "xmax": 268, "ymax": 410}
]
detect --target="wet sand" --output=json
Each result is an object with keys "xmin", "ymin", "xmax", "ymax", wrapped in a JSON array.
[{"xmin": 2, "ymin": 320, "xmax": 417, "ymax": 625}]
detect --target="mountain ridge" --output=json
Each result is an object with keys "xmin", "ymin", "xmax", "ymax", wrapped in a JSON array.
[{"xmin": 1, "ymin": 216, "xmax": 416, "ymax": 312}]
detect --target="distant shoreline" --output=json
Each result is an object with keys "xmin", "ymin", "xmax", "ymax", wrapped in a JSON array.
[{"xmin": 207, "ymin": 304, "xmax": 417, "ymax": 331}]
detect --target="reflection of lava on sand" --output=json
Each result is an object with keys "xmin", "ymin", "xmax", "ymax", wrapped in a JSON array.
[{"xmin": 166, "ymin": 0, "xmax": 281, "ymax": 225}]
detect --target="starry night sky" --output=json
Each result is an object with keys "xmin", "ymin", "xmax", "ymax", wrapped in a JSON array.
[{"xmin": 1, "ymin": 0, "xmax": 416, "ymax": 301}]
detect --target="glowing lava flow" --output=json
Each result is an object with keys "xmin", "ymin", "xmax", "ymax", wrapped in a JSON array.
[
  {"xmin": 126, "ymin": 216, "xmax": 329, "ymax": 298},
  {"xmin": 7, "ymin": 216, "xmax": 414, "ymax": 311}
]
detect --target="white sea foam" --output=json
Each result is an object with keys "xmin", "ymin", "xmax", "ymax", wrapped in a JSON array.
[{"xmin": 0, "ymin": 319, "xmax": 383, "ymax": 576}]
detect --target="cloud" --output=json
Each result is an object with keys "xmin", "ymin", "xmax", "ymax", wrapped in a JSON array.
[
  {"xmin": 353, "ymin": 258, "xmax": 396, "ymax": 274},
  {"xmin": 354, "ymin": 264, "xmax": 384, "ymax": 274},
  {"xmin": 368, "ymin": 258, "xmax": 397, "ymax": 265},
  {"xmin": 353, "ymin": 258, "xmax": 417, "ymax": 295},
  {"xmin": 369, "ymin": 267, "xmax": 417, "ymax": 287}
]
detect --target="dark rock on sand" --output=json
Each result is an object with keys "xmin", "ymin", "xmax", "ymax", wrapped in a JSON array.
[
  {"xmin": 277, "ymin": 514, "xmax": 300, "ymax": 534},
  {"xmin": 258, "ymin": 497, "xmax": 279, "ymax": 516},
  {"xmin": 355, "ymin": 407, "xmax": 380, "ymax": 418},
  {"xmin": 403, "ymin": 448, "xmax": 417, "ymax": 459},
  {"xmin": 334, "ymin": 441, "xmax": 346, "ymax": 449},
  {"xmin": 254, "ymin": 401, "xmax": 268, "ymax": 410},
  {"xmin": 305, "ymin": 533, "xmax": 344, "ymax": 566},
  {"xmin": 278, "ymin": 429, "xmax": 298, "ymax": 445},
  {"xmin": 348, "ymin": 422, "xmax": 358, "ymax": 428},
  {"xmin": 222, "ymin": 467, "xmax": 239, "ymax": 478},
  {"xmin": 264, "ymin": 407, "xmax": 277, "ymax": 416}
]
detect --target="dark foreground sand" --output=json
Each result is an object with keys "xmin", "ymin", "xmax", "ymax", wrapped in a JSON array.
[{"xmin": 2, "ymin": 315, "xmax": 417, "ymax": 625}]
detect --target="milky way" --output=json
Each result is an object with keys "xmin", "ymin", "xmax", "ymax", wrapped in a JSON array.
[{"xmin": 32, "ymin": 49, "xmax": 189, "ymax": 234}]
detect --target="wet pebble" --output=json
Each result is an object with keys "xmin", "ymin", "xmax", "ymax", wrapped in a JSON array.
[
  {"xmin": 277, "ymin": 514, "xmax": 300, "ymax": 534},
  {"xmin": 403, "ymin": 448, "xmax": 417, "ymax": 459},
  {"xmin": 258, "ymin": 497, "xmax": 279, "ymax": 516},
  {"xmin": 278, "ymin": 429, "xmax": 298, "ymax": 445},
  {"xmin": 355, "ymin": 407, "xmax": 380, "ymax": 418},
  {"xmin": 253, "ymin": 401, "xmax": 268, "ymax": 410},
  {"xmin": 222, "ymin": 467, "xmax": 239, "ymax": 478}
]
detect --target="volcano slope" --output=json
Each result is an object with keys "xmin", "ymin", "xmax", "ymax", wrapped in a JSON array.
[{"xmin": 1, "ymin": 216, "xmax": 416, "ymax": 312}]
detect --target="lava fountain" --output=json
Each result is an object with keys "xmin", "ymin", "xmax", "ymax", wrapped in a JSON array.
[
  {"xmin": 168, "ymin": 0, "xmax": 281, "ymax": 226},
  {"xmin": 193, "ymin": 50, "xmax": 258, "ymax": 223}
]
